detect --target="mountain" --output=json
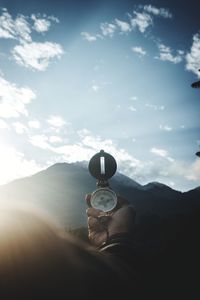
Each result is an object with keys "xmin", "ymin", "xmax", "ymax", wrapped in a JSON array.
[{"xmin": 0, "ymin": 162, "xmax": 200, "ymax": 228}]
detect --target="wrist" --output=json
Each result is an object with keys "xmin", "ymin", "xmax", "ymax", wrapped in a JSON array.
[{"xmin": 99, "ymin": 232, "xmax": 135, "ymax": 251}]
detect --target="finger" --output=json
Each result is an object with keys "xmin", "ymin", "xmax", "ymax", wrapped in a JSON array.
[
  {"xmin": 85, "ymin": 194, "xmax": 92, "ymax": 207},
  {"xmin": 86, "ymin": 207, "xmax": 101, "ymax": 218},
  {"xmin": 89, "ymin": 231, "xmax": 107, "ymax": 247},
  {"xmin": 85, "ymin": 193, "xmax": 91, "ymax": 202},
  {"xmin": 88, "ymin": 216, "xmax": 99, "ymax": 229}
]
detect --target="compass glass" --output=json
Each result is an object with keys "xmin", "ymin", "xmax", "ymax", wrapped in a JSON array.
[{"xmin": 91, "ymin": 188, "xmax": 117, "ymax": 212}]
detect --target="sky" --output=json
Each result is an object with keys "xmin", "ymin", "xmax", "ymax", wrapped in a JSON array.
[{"xmin": 0, "ymin": 0, "xmax": 200, "ymax": 191}]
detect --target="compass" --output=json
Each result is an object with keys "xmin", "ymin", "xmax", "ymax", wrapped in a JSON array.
[{"xmin": 88, "ymin": 150, "xmax": 118, "ymax": 212}]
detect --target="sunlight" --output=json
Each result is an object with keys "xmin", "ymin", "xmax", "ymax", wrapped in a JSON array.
[{"xmin": 0, "ymin": 142, "xmax": 42, "ymax": 186}]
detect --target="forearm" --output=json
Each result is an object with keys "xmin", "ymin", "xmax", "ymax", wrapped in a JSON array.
[{"xmin": 99, "ymin": 233, "xmax": 137, "ymax": 277}]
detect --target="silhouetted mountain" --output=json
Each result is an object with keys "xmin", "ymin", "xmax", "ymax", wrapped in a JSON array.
[
  {"xmin": 1, "ymin": 162, "xmax": 199, "ymax": 299},
  {"xmin": 0, "ymin": 162, "xmax": 199, "ymax": 229}
]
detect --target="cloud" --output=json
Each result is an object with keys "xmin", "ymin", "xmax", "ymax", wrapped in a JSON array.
[
  {"xmin": 0, "ymin": 76, "xmax": 36, "ymax": 118},
  {"xmin": 151, "ymin": 147, "xmax": 174, "ymax": 162},
  {"xmin": 82, "ymin": 5, "xmax": 172, "ymax": 42},
  {"xmin": 12, "ymin": 122, "xmax": 27, "ymax": 134},
  {"xmin": 130, "ymin": 96, "xmax": 138, "ymax": 101},
  {"xmin": 0, "ymin": 9, "xmax": 60, "ymax": 43},
  {"xmin": 115, "ymin": 19, "xmax": 131, "ymax": 33},
  {"xmin": 91, "ymin": 84, "xmax": 100, "ymax": 92},
  {"xmin": 100, "ymin": 22, "xmax": 117, "ymax": 37},
  {"xmin": 28, "ymin": 120, "xmax": 41, "ymax": 129},
  {"xmin": 81, "ymin": 32, "xmax": 97, "ymax": 42},
  {"xmin": 159, "ymin": 125, "xmax": 173, "ymax": 131},
  {"xmin": 156, "ymin": 43, "xmax": 184, "ymax": 64},
  {"xmin": 143, "ymin": 5, "xmax": 172, "ymax": 18},
  {"xmin": 27, "ymin": 128, "xmax": 199, "ymax": 191},
  {"xmin": 151, "ymin": 147, "xmax": 168, "ymax": 157},
  {"xmin": 29, "ymin": 134, "xmax": 63, "ymax": 148},
  {"xmin": 0, "ymin": 119, "xmax": 9, "ymax": 129},
  {"xmin": 47, "ymin": 115, "xmax": 66, "ymax": 128},
  {"xmin": 12, "ymin": 41, "xmax": 64, "ymax": 71},
  {"xmin": 128, "ymin": 105, "xmax": 137, "ymax": 112},
  {"xmin": 29, "ymin": 134, "xmax": 51, "ymax": 150},
  {"xmin": 0, "ymin": 144, "xmax": 43, "ymax": 185},
  {"xmin": 145, "ymin": 103, "xmax": 165, "ymax": 110},
  {"xmin": 131, "ymin": 46, "xmax": 146, "ymax": 56},
  {"xmin": 130, "ymin": 11, "xmax": 153, "ymax": 33},
  {"xmin": 185, "ymin": 33, "xmax": 200, "ymax": 78},
  {"xmin": 31, "ymin": 14, "xmax": 51, "ymax": 32},
  {"xmin": 49, "ymin": 136, "xmax": 63, "ymax": 143},
  {"xmin": 186, "ymin": 159, "xmax": 200, "ymax": 181},
  {"xmin": 0, "ymin": 9, "xmax": 31, "ymax": 42},
  {"xmin": 0, "ymin": 9, "xmax": 63, "ymax": 72}
]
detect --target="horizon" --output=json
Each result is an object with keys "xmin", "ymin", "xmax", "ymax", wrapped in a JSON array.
[
  {"xmin": 0, "ymin": 0, "xmax": 200, "ymax": 192},
  {"xmin": 0, "ymin": 160, "xmax": 198, "ymax": 193}
]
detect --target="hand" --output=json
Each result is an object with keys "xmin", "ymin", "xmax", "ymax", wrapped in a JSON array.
[{"xmin": 86, "ymin": 195, "xmax": 136, "ymax": 247}]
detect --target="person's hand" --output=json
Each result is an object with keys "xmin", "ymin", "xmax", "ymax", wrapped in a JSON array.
[{"xmin": 86, "ymin": 195, "xmax": 136, "ymax": 247}]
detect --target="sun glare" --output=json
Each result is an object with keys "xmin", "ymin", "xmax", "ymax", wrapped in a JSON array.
[{"xmin": 0, "ymin": 143, "xmax": 41, "ymax": 186}]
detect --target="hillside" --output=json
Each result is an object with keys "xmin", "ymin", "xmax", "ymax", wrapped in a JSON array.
[{"xmin": 0, "ymin": 162, "xmax": 199, "ymax": 228}]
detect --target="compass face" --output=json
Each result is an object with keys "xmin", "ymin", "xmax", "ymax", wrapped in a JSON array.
[{"xmin": 90, "ymin": 188, "xmax": 117, "ymax": 212}]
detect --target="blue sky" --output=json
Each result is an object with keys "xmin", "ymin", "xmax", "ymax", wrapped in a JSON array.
[{"xmin": 0, "ymin": 0, "xmax": 200, "ymax": 191}]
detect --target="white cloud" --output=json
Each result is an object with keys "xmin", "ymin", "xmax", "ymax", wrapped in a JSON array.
[
  {"xmin": 77, "ymin": 128, "xmax": 91, "ymax": 138},
  {"xmin": 143, "ymin": 5, "xmax": 172, "ymax": 18},
  {"xmin": 0, "ymin": 9, "xmax": 31, "ymax": 42},
  {"xmin": 0, "ymin": 76, "xmax": 36, "ymax": 118},
  {"xmin": 0, "ymin": 144, "xmax": 43, "ymax": 185},
  {"xmin": 31, "ymin": 14, "xmax": 51, "ymax": 32},
  {"xmin": 185, "ymin": 159, "xmax": 200, "ymax": 181},
  {"xmin": 12, "ymin": 42, "xmax": 64, "ymax": 71},
  {"xmin": 130, "ymin": 11, "xmax": 153, "ymax": 33},
  {"xmin": 115, "ymin": 19, "xmax": 131, "ymax": 33},
  {"xmin": 151, "ymin": 147, "xmax": 174, "ymax": 162},
  {"xmin": 156, "ymin": 43, "xmax": 183, "ymax": 64},
  {"xmin": 128, "ymin": 105, "xmax": 137, "ymax": 112},
  {"xmin": 81, "ymin": 32, "xmax": 97, "ymax": 42},
  {"xmin": 130, "ymin": 96, "xmax": 138, "ymax": 101},
  {"xmin": 12, "ymin": 122, "xmax": 27, "ymax": 134},
  {"xmin": 185, "ymin": 33, "xmax": 200, "ymax": 78},
  {"xmin": 29, "ymin": 134, "xmax": 50, "ymax": 150},
  {"xmin": 100, "ymin": 22, "xmax": 116, "ymax": 37},
  {"xmin": 49, "ymin": 136, "xmax": 62, "ymax": 143},
  {"xmin": 47, "ymin": 115, "xmax": 66, "ymax": 128},
  {"xmin": 131, "ymin": 46, "xmax": 146, "ymax": 56},
  {"xmin": 91, "ymin": 84, "xmax": 100, "ymax": 92},
  {"xmin": 28, "ymin": 120, "xmax": 41, "ymax": 129},
  {"xmin": 81, "ymin": 5, "xmax": 172, "ymax": 42},
  {"xmin": 151, "ymin": 147, "xmax": 168, "ymax": 158},
  {"xmin": 27, "ymin": 128, "xmax": 199, "ymax": 191},
  {"xmin": 0, "ymin": 9, "xmax": 60, "ymax": 43},
  {"xmin": 145, "ymin": 103, "xmax": 165, "ymax": 110},
  {"xmin": 48, "ymin": 16, "xmax": 59, "ymax": 23},
  {"xmin": 159, "ymin": 125, "xmax": 173, "ymax": 131},
  {"xmin": 0, "ymin": 119, "xmax": 9, "ymax": 129}
]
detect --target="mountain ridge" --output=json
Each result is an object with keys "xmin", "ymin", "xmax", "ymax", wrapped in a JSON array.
[
  {"xmin": 0, "ymin": 161, "xmax": 194, "ymax": 193},
  {"xmin": 0, "ymin": 162, "xmax": 199, "ymax": 228}
]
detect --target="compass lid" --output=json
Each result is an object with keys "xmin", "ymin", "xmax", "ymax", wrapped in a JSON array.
[{"xmin": 88, "ymin": 150, "xmax": 117, "ymax": 180}]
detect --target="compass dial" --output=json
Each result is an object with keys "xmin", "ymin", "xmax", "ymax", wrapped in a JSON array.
[{"xmin": 90, "ymin": 188, "xmax": 117, "ymax": 212}]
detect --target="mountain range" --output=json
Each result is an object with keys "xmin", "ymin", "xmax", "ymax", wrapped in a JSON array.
[{"xmin": 0, "ymin": 162, "xmax": 199, "ymax": 228}]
